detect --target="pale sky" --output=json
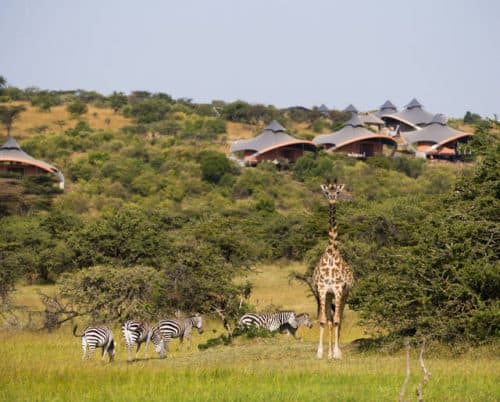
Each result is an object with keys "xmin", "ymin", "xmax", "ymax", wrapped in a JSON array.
[{"xmin": 1, "ymin": 0, "xmax": 499, "ymax": 117}]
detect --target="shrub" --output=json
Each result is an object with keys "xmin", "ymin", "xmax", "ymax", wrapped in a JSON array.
[
  {"xmin": 66, "ymin": 100, "xmax": 88, "ymax": 117},
  {"xmin": 199, "ymin": 151, "xmax": 235, "ymax": 184}
]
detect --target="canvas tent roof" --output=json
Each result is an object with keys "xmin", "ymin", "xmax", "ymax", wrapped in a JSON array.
[
  {"xmin": 359, "ymin": 113, "xmax": 385, "ymax": 126},
  {"xmin": 375, "ymin": 100, "xmax": 398, "ymax": 117},
  {"xmin": 402, "ymin": 114, "xmax": 473, "ymax": 152},
  {"xmin": 313, "ymin": 114, "xmax": 396, "ymax": 150},
  {"xmin": 380, "ymin": 98, "xmax": 434, "ymax": 127},
  {"xmin": 344, "ymin": 104, "xmax": 358, "ymax": 114},
  {"xmin": 318, "ymin": 104, "xmax": 329, "ymax": 113},
  {"xmin": 0, "ymin": 137, "xmax": 61, "ymax": 174},
  {"xmin": 230, "ymin": 120, "xmax": 316, "ymax": 155}
]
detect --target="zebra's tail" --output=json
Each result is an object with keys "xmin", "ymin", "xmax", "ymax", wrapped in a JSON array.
[{"xmin": 72, "ymin": 325, "xmax": 84, "ymax": 337}]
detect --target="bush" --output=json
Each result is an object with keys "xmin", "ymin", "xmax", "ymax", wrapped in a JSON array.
[
  {"xmin": 199, "ymin": 151, "xmax": 235, "ymax": 184},
  {"xmin": 124, "ymin": 99, "xmax": 171, "ymax": 123},
  {"xmin": 66, "ymin": 100, "xmax": 88, "ymax": 117},
  {"xmin": 59, "ymin": 265, "xmax": 160, "ymax": 321}
]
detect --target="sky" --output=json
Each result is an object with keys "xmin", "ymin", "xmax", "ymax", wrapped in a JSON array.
[{"xmin": 1, "ymin": 0, "xmax": 499, "ymax": 118}]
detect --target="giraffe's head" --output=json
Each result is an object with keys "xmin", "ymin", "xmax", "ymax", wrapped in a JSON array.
[{"xmin": 320, "ymin": 180, "xmax": 345, "ymax": 203}]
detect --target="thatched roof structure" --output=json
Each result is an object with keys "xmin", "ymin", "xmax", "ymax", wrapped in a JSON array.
[
  {"xmin": 313, "ymin": 114, "xmax": 396, "ymax": 155},
  {"xmin": 230, "ymin": 120, "xmax": 316, "ymax": 165},
  {"xmin": 402, "ymin": 114, "xmax": 473, "ymax": 157},
  {"xmin": 0, "ymin": 137, "xmax": 64, "ymax": 188},
  {"xmin": 380, "ymin": 98, "xmax": 434, "ymax": 128}
]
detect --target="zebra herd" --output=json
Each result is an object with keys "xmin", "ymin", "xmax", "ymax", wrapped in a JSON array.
[{"xmin": 73, "ymin": 311, "xmax": 312, "ymax": 362}]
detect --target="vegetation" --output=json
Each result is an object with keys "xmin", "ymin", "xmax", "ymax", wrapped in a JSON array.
[
  {"xmin": 0, "ymin": 79, "xmax": 498, "ymax": 354},
  {"xmin": 0, "ymin": 104, "xmax": 26, "ymax": 135},
  {"xmin": 1, "ymin": 267, "xmax": 498, "ymax": 401}
]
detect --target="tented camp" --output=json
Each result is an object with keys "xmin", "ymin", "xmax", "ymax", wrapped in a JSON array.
[
  {"xmin": 313, "ymin": 113, "xmax": 397, "ymax": 158},
  {"xmin": 0, "ymin": 137, "xmax": 64, "ymax": 189},
  {"xmin": 401, "ymin": 114, "xmax": 473, "ymax": 159},
  {"xmin": 230, "ymin": 120, "xmax": 316, "ymax": 166},
  {"xmin": 375, "ymin": 100, "xmax": 398, "ymax": 117},
  {"xmin": 380, "ymin": 98, "xmax": 434, "ymax": 131},
  {"xmin": 359, "ymin": 113, "xmax": 385, "ymax": 131}
]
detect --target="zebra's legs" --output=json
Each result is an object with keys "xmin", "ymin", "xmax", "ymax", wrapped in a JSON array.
[
  {"xmin": 126, "ymin": 343, "xmax": 133, "ymax": 362},
  {"xmin": 81, "ymin": 339, "xmax": 87, "ymax": 361},
  {"xmin": 87, "ymin": 345, "xmax": 95, "ymax": 360},
  {"xmin": 136, "ymin": 342, "xmax": 142, "ymax": 360},
  {"xmin": 144, "ymin": 335, "xmax": 150, "ymax": 359}
]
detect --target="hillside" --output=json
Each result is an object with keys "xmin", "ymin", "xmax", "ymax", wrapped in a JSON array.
[{"xmin": 0, "ymin": 88, "xmax": 498, "ymax": 352}]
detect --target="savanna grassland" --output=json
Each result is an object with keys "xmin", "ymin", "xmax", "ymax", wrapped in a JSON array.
[
  {"xmin": 1, "ymin": 85, "xmax": 499, "ymax": 401},
  {"xmin": 1, "ymin": 264, "xmax": 498, "ymax": 402}
]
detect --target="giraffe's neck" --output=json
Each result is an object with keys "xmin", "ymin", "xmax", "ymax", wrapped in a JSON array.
[{"xmin": 328, "ymin": 202, "xmax": 339, "ymax": 251}]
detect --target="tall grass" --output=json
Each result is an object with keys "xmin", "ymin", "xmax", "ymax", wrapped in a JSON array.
[
  {"xmin": 3, "ymin": 263, "xmax": 499, "ymax": 401},
  {"xmin": 0, "ymin": 329, "xmax": 498, "ymax": 401}
]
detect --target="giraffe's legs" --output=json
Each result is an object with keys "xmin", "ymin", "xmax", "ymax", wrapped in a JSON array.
[
  {"xmin": 332, "ymin": 291, "xmax": 345, "ymax": 360},
  {"xmin": 317, "ymin": 291, "xmax": 327, "ymax": 359},
  {"xmin": 327, "ymin": 320, "xmax": 334, "ymax": 359}
]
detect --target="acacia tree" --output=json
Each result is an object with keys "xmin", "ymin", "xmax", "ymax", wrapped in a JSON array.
[
  {"xmin": 108, "ymin": 91, "xmax": 128, "ymax": 113},
  {"xmin": 0, "ymin": 105, "xmax": 26, "ymax": 136}
]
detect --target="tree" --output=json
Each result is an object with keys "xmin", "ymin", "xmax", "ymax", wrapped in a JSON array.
[
  {"xmin": 108, "ymin": 91, "xmax": 128, "ymax": 113},
  {"xmin": 66, "ymin": 100, "xmax": 88, "ymax": 117},
  {"xmin": 199, "ymin": 151, "xmax": 235, "ymax": 184},
  {"xmin": 58, "ymin": 265, "xmax": 161, "ymax": 321},
  {"xmin": 463, "ymin": 111, "xmax": 482, "ymax": 125},
  {"xmin": 347, "ymin": 150, "xmax": 499, "ymax": 344},
  {"xmin": 0, "ymin": 105, "xmax": 26, "ymax": 135},
  {"xmin": 30, "ymin": 90, "xmax": 61, "ymax": 112},
  {"xmin": 124, "ymin": 99, "xmax": 170, "ymax": 123},
  {"xmin": 0, "ymin": 75, "xmax": 6, "ymax": 88}
]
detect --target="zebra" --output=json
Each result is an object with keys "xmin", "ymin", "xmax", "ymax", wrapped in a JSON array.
[
  {"xmin": 158, "ymin": 314, "xmax": 203, "ymax": 353},
  {"xmin": 73, "ymin": 325, "xmax": 116, "ymax": 362},
  {"xmin": 279, "ymin": 312, "xmax": 313, "ymax": 339},
  {"xmin": 122, "ymin": 320, "xmax": 165, "ymax": 361},
  {"xmin": 238, "ymin": 311, "xmax": 298, "ymax": 333}
]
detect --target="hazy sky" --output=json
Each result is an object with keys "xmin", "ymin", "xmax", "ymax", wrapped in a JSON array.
[{"xmin": 1, "ymin": 0, "xmax": 499, "ymax": 117}]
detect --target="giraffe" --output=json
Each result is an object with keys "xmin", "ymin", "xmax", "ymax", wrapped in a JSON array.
[{"xmin": 313, "ymin": 180, "xmax": 353, "ymax": 360}]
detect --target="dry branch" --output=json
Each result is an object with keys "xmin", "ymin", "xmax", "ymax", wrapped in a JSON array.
[
  {"xmin": 416, "ymin": 338, "xmax": 431, "ymax": 402},
  {"xmin": 399, "ymin": 339, "xmax": 411, "ymax": 402}
]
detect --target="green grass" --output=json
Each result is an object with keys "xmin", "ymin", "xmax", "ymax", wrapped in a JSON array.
[{"xmin": 1, "ymin": 264, "xmax": 499, "ymax": 401}]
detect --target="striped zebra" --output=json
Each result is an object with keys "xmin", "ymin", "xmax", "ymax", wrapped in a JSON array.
[
  {"xmin": 73, "ymin": 325, "xmax": 116, "ymax": 362},
  {"xmin": 158, "ymin": 314, "xmax": 203, "ymax": 352},
  {"xmin": 122, "ymin": 320, "xmax": 165, "ymax": 361},
  {"xmin": 238, "ymin": 311, "xmax": 298, "ymax": 332},
  {"xmin": 279, "ymin": 312, "xmax": 313, "ymax": 339}
]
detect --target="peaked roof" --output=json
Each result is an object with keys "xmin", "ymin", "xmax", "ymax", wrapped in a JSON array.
[
  {"xmin": 380, "ymin": 97, "xmax": 434, "ymax": 126},
  {"xmin": 402, "ymin": 114, "xmax": 473, "ymax": 152},
  {"xmin": 405, "ymin": 98, "xmax": 423, "ymax": 109},
  {"xmin": 359, "ymin": 113, "xmax": 385, "ymax": 126},
  {"xmin": 314, "ymin": 115, "xmax": 396, "ymax": 150},
  {"xmin": 375, "ymin": 100, "xmax": 398, "ymax": 117},
  {"xmin": 0, "ymin": 137, "xmax": 60, "ymax": 174},
  {"xmin": 318, "ymin": 104, "xmax": 329, "ymax": 113},
  {"xmin": 344, "ymin": 104, "xmax": 358, "ymax": 114},
  {"xmin": 230, "ymin": 120, "xmax": 315, "ymax": 155}
]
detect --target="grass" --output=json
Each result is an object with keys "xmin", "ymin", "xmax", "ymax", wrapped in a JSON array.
[
  {"xmin": 2, "ymin": 264, "xmax": 499, "ymax": 401},
  {"xmin": 3, "ymin": 101, "xmax": 132, "ymax": 139}
]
